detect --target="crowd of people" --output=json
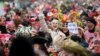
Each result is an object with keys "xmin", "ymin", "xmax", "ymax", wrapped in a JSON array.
[{"xmin": 0, "ymin": 0, "xmax": 100, "ymax": 56}]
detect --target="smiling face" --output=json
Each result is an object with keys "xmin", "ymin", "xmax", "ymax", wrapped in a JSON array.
[{"xmin": 50, "ymin": 19, "xmax": 59, "ymax": 31}]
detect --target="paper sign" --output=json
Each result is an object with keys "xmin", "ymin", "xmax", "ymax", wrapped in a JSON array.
[{"xmin": 68, "ymin": 22, "xmax": 78, "ymax": 34}]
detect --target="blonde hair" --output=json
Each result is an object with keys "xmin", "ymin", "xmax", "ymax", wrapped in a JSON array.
[{"xmin": 95, "ymin": 26, "xmax": 100, "ymax": 33}]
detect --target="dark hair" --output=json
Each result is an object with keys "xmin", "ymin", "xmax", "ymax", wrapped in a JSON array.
[
  {"xmin": 35, "ymin": 18, "xmax": 39, "ymax": 22},
  {"xmin": 60, "ymin": 28, "xmax": 70, "ymax": 36},
  {"xmin": 87, "ymin": 17, "xmax": 97, "ymax": 26},
  {"xmin": 0, "ymin": 25, "xmax": 8, "ymax": 34},
  {"xmin": 21, "ymin": 20, "xmax": 30, "ymax": 27},
  {"xmin": 88, "ymin": 37, "xmax": 94, "ymax": 43},
  {"xmin": 31, "ymin": 35, "xmax": 51, "ymax": 46},
  {"xmin": 13, "ymin": 19, "xmax": 22, "ymax": 28},
  {"xmin": 14, "ymin": 9, "xmax": 21, "ymax": 16},
  {"xmin": 38, "ymin": 31, "xmax": 52, "ymax": 45},
  {"xmin": 80, "ymin": 11, "xmax": 88, "ymax": 17},
  {"xmin": 43, "ymin": 11, "xmax": 48, "ymax": 17},
  {"xmin": 87, "ymin": 17, "xmax": 97, "ymax": 33},
  {"xmin": 37, "ymin": 31, "xmax": 45, "ymax": 37},
  {"xmin": 71, "ymin": 34, "xmax": 81, "ymax": 43},
  {"xmin": 87, "ymin": 6, "xmax": 94, "ymax": 10},
  {"xmin": 78, "ymin": 28, "xmax": 85, "ymax": 40},
  {"xmin": 9, "ymin": 37, "xmax": 15, "ymax": 43},
  {"xmin": 9, "ymin": 36, "xmax": 35, "ymax": 56},
  {"xmin": 49, "ymin": 17, "xmax": 59, "ymax": 22}
]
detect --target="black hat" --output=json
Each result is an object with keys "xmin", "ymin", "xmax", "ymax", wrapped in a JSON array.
[
  {"xmin": 37, "ymin": 31, "xmax": 52, "ymax": 44},
  {"xmin": 32, "ymin": 37, "xmax": 48, "ymax": 45}
]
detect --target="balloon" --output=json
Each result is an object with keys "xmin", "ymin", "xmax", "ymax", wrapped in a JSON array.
[
  {"xmin": 62, "ymin": 14, "xmax": 68, "ymax": 23},
  {"xmin": 62, "ymin": 18, "xmax": 66, "ymax": 23}
]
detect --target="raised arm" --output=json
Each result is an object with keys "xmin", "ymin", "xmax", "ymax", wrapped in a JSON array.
[
  {"xmin": 38, "ymin": 13, "xmax": 50, "ymax": 33},
  {"xmin": 36, "ymin": 2, "xmax": 51, "ymax": 33}
]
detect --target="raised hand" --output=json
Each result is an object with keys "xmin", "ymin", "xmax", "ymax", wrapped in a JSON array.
[{"xmin": 36, "ymin": 2, "xmax": 45, "ymax": 15}]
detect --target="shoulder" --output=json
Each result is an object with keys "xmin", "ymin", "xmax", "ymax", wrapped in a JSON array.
[{"xmin": 84, "ymin": 30, "xmax": 89, "ymax": 34}]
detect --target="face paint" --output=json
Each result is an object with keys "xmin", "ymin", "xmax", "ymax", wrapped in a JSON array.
[{"xmin": 51, "ymin": 19, "xmax": 59, "ymax": 31}]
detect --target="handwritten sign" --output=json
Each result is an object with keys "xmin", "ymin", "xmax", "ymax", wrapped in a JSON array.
[{"xmin": 68, "ymin": 22, "xmax": 78, "ymax": 34}]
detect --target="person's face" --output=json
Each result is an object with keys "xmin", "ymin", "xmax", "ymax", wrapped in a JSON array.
[
  {"xmin": 33, "ymin": 44, "xmax": 40, "ymax": 50},
  {"xmin": 97, "ymin": 16, "xmax": 100, "ymax": 23},
  {"xmin": 8, "ymin": 26, "xmax": 14, "ymax": 31},
  {"xmin": 87, "ymin": 21, "xmax": 95, "ymax": 30},
  {"xmin": 78, "ymin": 28, "xmax": 83, "ymax": 37},
  {"xmin": 34, "ymin": 7, "xmax": 40, "ymax": 14},
  {"xmin": 51, "ymin": 19, "xmax": 59, "ymax": 30},
  {"xmin": 95, "ymin": 27, "xmax": 100, "ymax": 37},
  {"xmin": 7, "ymin": 40, "xmax": 12, "ymax": 47},
  {"xmin": 0, "ymin": 18, "xmax": 4, "ymax": 25},
  {"xmin": 7, "ymin": 24, "xmax": 15, "ymax": 32},
  {"xmin": 82, "ymin": 19, "xmax": 87, "ymax": 26},
  {"xmin": 62, "ymin": 27, "xmax": 68, "ymax": 33}
]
